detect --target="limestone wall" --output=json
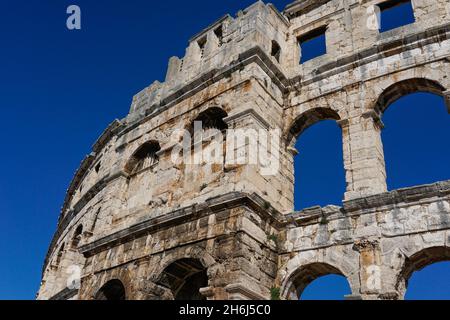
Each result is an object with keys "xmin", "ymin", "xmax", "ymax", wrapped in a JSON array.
[{"xmin": 38, "ymin": 0, "xmax": 450, "ymax": 300}]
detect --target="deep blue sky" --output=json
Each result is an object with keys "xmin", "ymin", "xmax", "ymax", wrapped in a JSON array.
[{"xmin": 0, "ymin": 0, "xmax": 448, "ymax": 300}]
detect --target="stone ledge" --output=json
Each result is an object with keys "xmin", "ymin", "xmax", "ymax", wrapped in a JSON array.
[
  {"xmin": 92, "ymin": 119, "xmax": 123, "ymax": 153},
  {"xmin": 79, "ymin": 192, "xmax": 284, "ymax": 257},
  {"xmin": 225, "ymin": 283, "xmax": 268, "ymax": 300},
  {"xmin": 344, "ymin": 180, "xmax": 450, "ymax": 213},
  {"xmin": 288, "ymin": 180, "xmax": 450, "ymax": 224},
  {"xmin": 284, "ymin": 0, "xmax": 331, "ymax": 19},
  {"xmin": 49, "ymin": 287, "xmax": 78, "ymax": 301}
]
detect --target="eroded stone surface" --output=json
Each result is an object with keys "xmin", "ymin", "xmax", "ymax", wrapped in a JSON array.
[{"xmin": 38, "ymin": 0, "xmax": 450, "ymax": 300}]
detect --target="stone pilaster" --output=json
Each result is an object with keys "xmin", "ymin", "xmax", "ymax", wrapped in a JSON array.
[
  {"xmin": 353, "ymin": 239, "xmax": 382, "ymax": 300},
  {"xmin": 341, "ymin": 111, "xmax": 387, "ymax": 201}
]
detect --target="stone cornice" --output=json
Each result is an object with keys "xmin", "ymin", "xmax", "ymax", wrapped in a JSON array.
[
  {"xmin": 288, "ymin": 180, "xmax": 450, "ymax": 225},
  {"xmin": 49, "ymin": 287, "xmax": 78, "ymax": 301},
  {"xmin": 68, "ymin": 180, "xmax": 450, "ymax": 260},
  {"xmin": 92, "ymin": 119, "xmax": 122, "ymax": 153},
  {"xmin": 344, "ymin": 180, "xmax": 450, "ymax": 213},
  {"xmin": 224, "ymin": 108, "xmax": 271, "ymax": 130},
  {"xmin": 79, "ymin": 192, "xmax": 285, "ymax": 257},
  {"xmin": 284, "ymin": 0, "xmax": 332, "ymax": 19},
  {"xmin": 225, "ymin": 283, "xmax": 268, "ymax": 300}
]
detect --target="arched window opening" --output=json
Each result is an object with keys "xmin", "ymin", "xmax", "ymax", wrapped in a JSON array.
[
  {"xmin": 285, "ymin": 263, "xmax": 351, "ymax": 300},
  {"xmin": 379, "ymin": 81, "xmax": 450, "ymax": 190},
  {"xmin": 289, "ymin": 108, "xmax": 344, "ymax": 211},
  {"xmin": 71, "ymin": 225, "xmax": 83, "ymax": 249},
  {"xmin": 55, "ymin": 243, "xmax": 65, "ymax": 267},
  {"xmin": 271, "ymin": 40, "xmax": 281, "ymax": 63},
  {"xmin": 94, "ymin": 162, "xmax": 101, "ymax": 174},
  {"xmin": 157, "ymin": 258, "xmax": 208, "ymax": 300},
  {"xmin": 301, "ymin": 275, "xmax": 352, "ymax": 300},
  {"xmin": 197, "ymin": 36, "xmax": 207, "ymax": 59},
  {"xmin": 95, "ymin": 279, "xmax": 126, "ymax": 300},
  {"xmin": 125, "ymin": 141, "xmax": 161, "ymax": 175},
  {"xmin": 190, "ymin": 107, "xmax": 228, "ymax": 135},
  {"xmin": 405, "ymin": 262, "xmax": 450, "ymax": 300},
  {"xmin": 90, "ymin": 207, "xmax": 101, "ymax": 233},
  {"xmin": 399, "ymin": 247, "xmax": 450, "ymax": 300}
]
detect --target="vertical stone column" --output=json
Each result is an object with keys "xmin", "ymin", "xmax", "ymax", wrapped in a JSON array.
[
  {"xmin": 353, "ymin": 239, "xmax": 382, "ymax": 300},
  {"xmin": 353, "ymin": 239, "xmax": 400, "ymax": 300},
  {"xmin": 341, "ymin": 111, "xmax": 387, "ymax": 201}
]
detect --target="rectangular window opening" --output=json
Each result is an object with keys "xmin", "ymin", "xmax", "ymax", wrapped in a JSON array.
[
  {"xmin": 299, "ymin": 27, "xmax": 327, "ymax": 64},
  {"xmin": 378, "ymin": 0, "xmax": 415, "ymax": 33},
  {"xmin": 197, "ymin": 36, "xmax": 207, "ymax": 59},
  {"xmin": 214, "ymin": 26, "xmax": 223, "ymax": 47},
  {"xmin": 271, "ymin": 40, "xmax": 281, "ymax": 63}
]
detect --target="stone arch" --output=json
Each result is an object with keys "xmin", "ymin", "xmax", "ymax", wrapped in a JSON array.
[
  {"xmin": 396, "ymin": 245, "xmax": 450, "ymax": 298},
  {"xmin": 54, "ymin": 243, "xmax": 65, "ymax": 267},
  {"xmin": 151, "ymin": 246, "xmax": 217, "ymax": 282},
  {"xmin": 286, "ymin": 107, "xmax": 341, "ymax": 149},
  {"xmin": 124, "ymin": 140, "xmax": 161, "ymax": 176},
  {"xmin": 280, "ymin": 250, "xmax": 358, "ymax": 300},
  {"xmin": 85, "ymin": 267, "xmax": 136, "ymax": 300},
  {"xmin": 285, "ymin": 107, "xmax": 344, "ymax": 209},
  {"xmin": 149, "ymin": 246, "xmax": 217, "ymax": 300},
  {"xmin": 70, "ymin": 224, "xmax": 83, "ymax": 249},
  {"xmin": 95, "ymin": 279, "xmax": 126, "ymax": 300},
  {"xmin": 374, "ymin": 77, "xmax": 450, "ymax": 191},
  {"xmin": 281, "ymin": 262, "xmax": 352, "ymax": 300},
  {"xmin": 155, "ymin": 258, "xmax": 209, "ymax": 300},
  {"xmin": 188, "ymin": 106, "xmax": 228, "ymax": 136},
  {"xmin": 374, "ymin": 78, "xmax": 447, "ymax": 115}
]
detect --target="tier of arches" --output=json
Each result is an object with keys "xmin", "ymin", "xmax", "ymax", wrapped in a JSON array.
[
  {"xmin": 124, "ymin": 106, "xmax": 229, "ymax": 177},
  {"xmin": 90, "ymin": 250, "xmax": 215, "ymax": 301},
  {"xmin": 288, "ymin": 76, "xmax": 450, "ymax": 210},
  {"xmin": 120, "ymin": 76, "xmax": 450, "ymax": 212},
  {"xmin": 89, "ymin": 244, "xmax": 450, "ymax": 300},
  {"xmin": 48, "ymin": 76, "xmax": 450, "ymax": 294},
  {"xmin": 281, "ymin": 245, "xmax": 450, "ymax": 300}
]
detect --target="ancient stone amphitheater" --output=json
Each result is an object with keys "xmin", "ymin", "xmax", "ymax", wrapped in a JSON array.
[{"xmin": 38, "ymin": 0, "xmax": 450, "ymax": 300}]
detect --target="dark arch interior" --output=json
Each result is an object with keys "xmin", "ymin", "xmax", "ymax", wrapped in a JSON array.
[
  {"xmin": 189, "ymin": 107, "xmax": 228, "ymax": 135},
  {"xmin": 95, "ymin": 279, "xmax": 126, "ymax": 300},
  {"xmin": 71, "ymin": 225, "xmax": 83, "ymax": 249},
  {"xmin": 55, "ymin": 243, "xmax": 65, "ymax": 267},
  {"xmin": 157, "ymin": 258, "xmax": 208, "ymax": 300},
  {"xmin": 125, "ymin": 141, "xmax": 161, "ymax": 175}
]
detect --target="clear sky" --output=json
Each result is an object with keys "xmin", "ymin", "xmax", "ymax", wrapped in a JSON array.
[{"xmin": 0, "ymin": 0, "xmax": 449, "ymax": 300}]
